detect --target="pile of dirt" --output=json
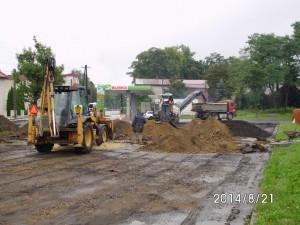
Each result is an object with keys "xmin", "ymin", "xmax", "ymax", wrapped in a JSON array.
[
  {"xmin": 0, "ymin": 115, "xmax": 19, "ymax": 132},
  {"xmin": 140, "ymin": 118, "xmax": 240, "ymax": 153},
  {"xmin": 113, "ymin": 120, "xmax": 133, "ymax": 139},
  {"xmin": 222, "ymin": 120, "xmax": 271, "ymax": 138},
  {"xmin": 113, "ymin": 118, "xmax": 240, "ymax": 154}
]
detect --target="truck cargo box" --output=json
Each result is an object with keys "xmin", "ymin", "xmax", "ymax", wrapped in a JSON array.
[{"xmin": 191, "ymin": 102, "xmax": 228, "ymax": 112}]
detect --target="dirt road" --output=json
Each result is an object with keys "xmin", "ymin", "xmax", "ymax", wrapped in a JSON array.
[{"xmin": 1, "ymin": 139, "xmax": 271, "ymax": 225}]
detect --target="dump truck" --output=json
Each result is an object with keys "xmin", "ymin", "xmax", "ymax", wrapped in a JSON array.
[
  {"xmin": 192, "ymin": 99, "xmax": 237, "ymax": 120},
  {"xmin": 28, "ymin": 57, "xmax": 114, "ymax": 153}
]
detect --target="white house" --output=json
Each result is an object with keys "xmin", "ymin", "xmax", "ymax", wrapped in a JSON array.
[
  {"xmin": 63, "ymin": 73, "xmax": 80, "ymax": 85},
  {"xmin": 0, "ymin": 71, "xmax": 13, "ymax": 116}
]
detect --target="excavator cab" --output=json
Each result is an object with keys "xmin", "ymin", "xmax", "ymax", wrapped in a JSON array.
[{"xmin": 54, "ymin": 85, "xmax": 89, "ymax": 128}]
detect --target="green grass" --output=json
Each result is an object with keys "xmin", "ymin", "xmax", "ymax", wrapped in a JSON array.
[
  {"xmin": 254, "ymin": 122, "xmax": 300, "ymax": 225},
  {"xmin": 237, "ymin": 108, "xmax": 295, "ymax": 120},
  {"xmin": 275, "ymin": 121, "xmax": 300, "ymax": 141}
]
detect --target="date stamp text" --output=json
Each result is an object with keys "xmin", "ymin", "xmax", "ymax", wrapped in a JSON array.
[{"xmin": 213, "ymin": 193, "xmax": 273, "ymax": 204}]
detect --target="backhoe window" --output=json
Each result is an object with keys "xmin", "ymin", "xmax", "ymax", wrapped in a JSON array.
[
  {"xmin": 71, "ymin": 90, "xmax": 89, "ymax": 115},
  {"xmin": 54, "ymin": 92, "xmax": 71, "ymax": 126}
]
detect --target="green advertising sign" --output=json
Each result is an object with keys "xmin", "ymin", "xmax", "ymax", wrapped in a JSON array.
[{"xmin": 97, "ymin": 84, "xmax": 111, "ymax": 110}]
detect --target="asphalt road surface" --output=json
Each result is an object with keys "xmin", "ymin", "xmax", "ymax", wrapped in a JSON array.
[{"xmin": 0, "ymin": 139, "xmax": 271, "ymax": 225}]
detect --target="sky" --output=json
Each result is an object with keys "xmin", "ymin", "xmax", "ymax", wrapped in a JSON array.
[{"xmin": 1, "ymin": 0, "xmax": 299, "ymax": 85}]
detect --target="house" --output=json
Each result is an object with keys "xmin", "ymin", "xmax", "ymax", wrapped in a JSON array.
[
  {"xmin": 0, "ymin": 70, "xmax": 13, "ymax": 116},
  {"xmin": 63, "ymin": 73, "xmax": 80, "ymax": 85}
]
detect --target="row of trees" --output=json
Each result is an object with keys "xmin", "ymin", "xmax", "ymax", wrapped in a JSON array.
[{"xmin": 128, "ymin": 21, "xmax": 300, "ymax": 109}]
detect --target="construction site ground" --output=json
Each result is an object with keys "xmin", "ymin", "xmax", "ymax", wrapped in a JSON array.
[{"xmin": 0, "ymin": 119, "xmax": 278, "ymax": 225}]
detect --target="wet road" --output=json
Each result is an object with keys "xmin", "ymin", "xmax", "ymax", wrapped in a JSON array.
[{"xmin": 0, "ymin": 141, "xmax": 270, "ymax": 225}]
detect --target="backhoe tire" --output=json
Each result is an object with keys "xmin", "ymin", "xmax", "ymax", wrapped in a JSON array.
[
  {"xmin": 78, "ymin": 123, "xmax": 94, "ymax": 154},
  {"xmin": 35, "ymin": 144, "xmax": 54, "ymax": 153},
  {"xmin": 96, "ymin": 126, "xmax": 107, "ymax": 146}
]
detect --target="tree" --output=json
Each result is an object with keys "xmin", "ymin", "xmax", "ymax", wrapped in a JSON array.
[
  {"xmin": 215, "ymin": 79, "xmax": 229, "ymax": 101},
  {"xmin": 15, "ymin": 37, "xmax": 64, "ymax": 104},
  {"xmin": 128, "ymin": 47, "xmax": 184, "ymax": 79},
  {"xmin": 164, "ymin": 76, "xmax": 188, "ymax": 98},
  {"xmin": 203, "ymin": 62, "xmax": 231, "ymax": 101},
  {"xmin": 6, "ymin": 88, "xmax": 13, "ymax": 117},
  {"xmin": 205, "ymin": 52, "xmax": 226, "ymax": 65},
  {"xmin": 71, "ymin": 68, "xmax": 97, "ymax": 103},
  {"xmin": 6, "ymin": 87, "xmax": 25, "ymax": 116},
  {"xmin": 128, "ymin": 45, "xmax": 205, "ymax": 80},
  {"xmin": 178, "ymin": 45, "xmax": 206, "ymax": 79}
]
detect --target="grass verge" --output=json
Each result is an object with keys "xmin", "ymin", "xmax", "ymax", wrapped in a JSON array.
[
  {"xmin": 254, "ymin": 122, "xmax": 300, "ymax": 225},
  {"xmin": 237, "ymin": 108, "xmax": 295, "ymax": 120}
]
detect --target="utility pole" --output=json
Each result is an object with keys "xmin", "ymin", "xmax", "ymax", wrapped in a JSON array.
[{"xmin": 82, "ymin": 65, "xmax": 90, "ymax": 103}]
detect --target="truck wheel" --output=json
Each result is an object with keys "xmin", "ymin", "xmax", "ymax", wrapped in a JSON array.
[
  {"xmin": 96, "ymin": 126, "xmax": 107, "ymax": 146},
  {"xmin": 79, "ymin": 123, "xmax": 94, "ymax": 153},
  {"xmin": 227, "ymin": 113, "xmax": 233, "ymax": 120},
  {"xmin": 214, "ymin": 114, "xmax": 220, "ymax": 120},
  {"xmin": 35, "ymin": 144, "xmax": 54, "ymax": 153}
]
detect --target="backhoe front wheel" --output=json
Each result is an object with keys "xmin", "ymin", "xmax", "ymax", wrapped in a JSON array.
[
  {"xmin": 96, "ymin": 126, "xmax": 107, "ymax": 146},
  {"xmin": 78, "ymin": 123, "xmax": 94, "ymax": 154}
]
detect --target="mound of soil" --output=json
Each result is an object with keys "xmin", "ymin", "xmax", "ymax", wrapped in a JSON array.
[
  {"xmin": 0, "ymin": 115, "xmax": 19, "ymax": 132},
  {"xmin": 222, "ymin": 120, "xmax": 271, "ymax": 138},
  {"xmin": 113, "ymin": 120, "xmax": 133, "ymax": 139},
  {"xmin": 113, "ymin": 118, "xmax": 240, "ymax": 154},
  {"xmin": 140, "ymin": 118, "xmax": 240, "ymax": 154}
]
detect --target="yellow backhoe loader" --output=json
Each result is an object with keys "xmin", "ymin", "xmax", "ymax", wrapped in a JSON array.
[{"xmin": 28, "ymin": 57, "xmax": 113, "ymax": 153}]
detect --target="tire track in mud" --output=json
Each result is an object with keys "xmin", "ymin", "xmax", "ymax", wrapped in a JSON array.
[
  {"xmin": 36, "ymin": 154, "xmax": 198, "ymax": 225},
  {"xmin": 181, "ymin": 155, "xmax": 252, "ymax": 225},
  {"xmin": 57, "ymin": 154, "xmax": 241, "ymax": 225},
  {"xmin": 0, "ymin": 145, "xmax": 259, "ymax": 225},
  {"xmin": 0, "ymin": 150, "xmax": 147, "ymax": 187}
]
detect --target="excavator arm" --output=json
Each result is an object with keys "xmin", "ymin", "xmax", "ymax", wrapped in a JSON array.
[{"xmin": 39, "ymin": 57, "xmax": 59, "ymax": 137}]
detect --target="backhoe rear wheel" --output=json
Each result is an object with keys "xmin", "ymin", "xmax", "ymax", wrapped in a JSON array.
[
  {"xmin": 77, "ymin": 123, "xmax": 94, "ymax": 154},
  {"xmin": 96, "ymin": 126, "xmax": 107, "ymax": 146}
]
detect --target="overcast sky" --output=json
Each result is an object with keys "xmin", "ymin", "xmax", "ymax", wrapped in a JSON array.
[{"xmin": 1, "ymin": 0, "xmax": 299, "ymax": 85}]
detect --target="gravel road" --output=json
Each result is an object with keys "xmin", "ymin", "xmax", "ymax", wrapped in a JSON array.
[{"xmin": 0, "ymin": 140, "xmax": 270, "ymax": 225}]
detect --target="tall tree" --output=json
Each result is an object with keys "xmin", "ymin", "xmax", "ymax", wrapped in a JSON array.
[
  {"xmin": 15, "ymin": 36, "xmax": 64, "ymax": 104},
  {"xmin": 215, "ymin": 79, "xmax": 229, "ymax": 101},
  {"xmin": 205, "ymin": 52, "xmax": 226, "ymax": 65},
  {"xmin": 243, "ymin": 25, "xmax": 300, "ymax": 108},
  {"xmin": 164, "ymin": 76, "xmax": 188, "ymax": 98},
  {"xmin": 128, "ymin": 45, "xmax": 205, "ymax": 80},
  {"xmin": 6, "ymin": 87, "xmax": 25, "ymax": 116},
  {"xmin": 203, "ymin": 63, "xmax": 231, "ymax": 101}
]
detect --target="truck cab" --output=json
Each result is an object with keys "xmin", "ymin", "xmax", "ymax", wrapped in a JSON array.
[{"xmin": 218, "ymin": 100, "xmax": 237, "ymax": 118}]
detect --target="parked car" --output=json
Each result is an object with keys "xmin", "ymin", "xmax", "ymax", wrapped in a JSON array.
[{"xmin": 143, "ymin": 111, "xmax": 154, "ymax": 119}]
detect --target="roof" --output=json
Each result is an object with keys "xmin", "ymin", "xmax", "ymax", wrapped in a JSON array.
[
  {"xmin": 135, "ymin": 78, "xmax": 209, "ymax": 89},
  {"xmin": 0, "ymin": 70, "xmax": 9, "ymax": 79},
  {"xmin": 7, "ymin": 75, "xmax": 27, "ymax": 82},
  {"xmin": 63, "ymin": 73, "xmax": 81, "ymax": 78}
]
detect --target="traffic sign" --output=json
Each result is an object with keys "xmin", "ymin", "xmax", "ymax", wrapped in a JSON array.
[{"xmin": 30, "ymin": 105, "xmax": 38, "ymax": 115}]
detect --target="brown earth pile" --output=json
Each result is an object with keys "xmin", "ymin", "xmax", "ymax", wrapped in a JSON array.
[
  {"xmin": 0, "ymin": 115, "xmax": 19, "ymax": 131},
  {"xmin": 113, "ymin": 120, "xmax": 133, "ymax": 139},
  {"xmin": 113, "ymin": 118, "xmax": 240, "ymax": 154}
]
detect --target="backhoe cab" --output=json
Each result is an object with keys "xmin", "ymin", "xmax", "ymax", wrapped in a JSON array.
[{"xmin": 28, "ymin": 57, "xmax": 113, "ymax": 153}]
